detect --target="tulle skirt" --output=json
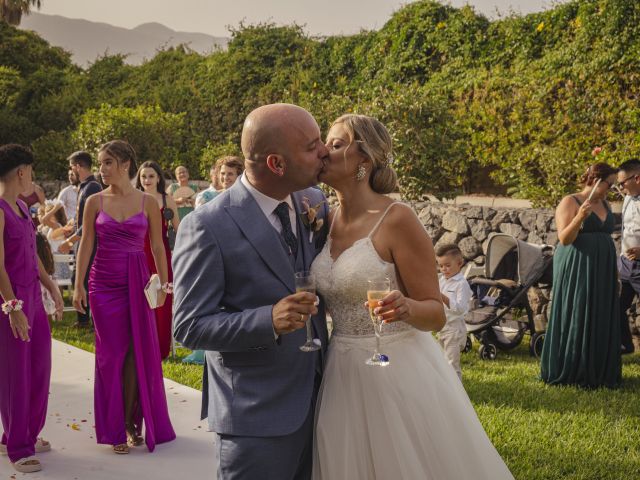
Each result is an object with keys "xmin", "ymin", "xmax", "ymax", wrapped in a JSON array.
[{"xmin": 312, "ymin": 329, "xmax": 513, "ymax": 480}]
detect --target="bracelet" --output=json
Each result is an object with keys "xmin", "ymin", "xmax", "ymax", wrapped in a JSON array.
[
  {"xmin": 161, "ymin": 282, "xmax": 174, "ymax": 294},
  {"xmin": 1, "ymin": 299, "xmax": 24, "ymax": 315}
]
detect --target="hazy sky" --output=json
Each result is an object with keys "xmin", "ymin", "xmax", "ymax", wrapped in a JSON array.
[{"xmin": 38, "ymin": 0, "xmax": 567, "ymax": 36}]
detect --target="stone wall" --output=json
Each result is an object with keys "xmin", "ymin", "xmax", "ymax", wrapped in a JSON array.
[{"xmin": 412, "ymin": 201, "xmax": 638, "ymax": 347}]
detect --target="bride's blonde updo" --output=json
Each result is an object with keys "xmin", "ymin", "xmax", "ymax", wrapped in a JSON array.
[{"xmin": 331, "ymin": 114, "xmax": 398, "ymax": 194}]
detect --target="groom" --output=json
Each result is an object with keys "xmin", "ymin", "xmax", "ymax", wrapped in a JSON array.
[{"xmin": 173, "ymin": 103, "xmax": 330, "ymax": 479}]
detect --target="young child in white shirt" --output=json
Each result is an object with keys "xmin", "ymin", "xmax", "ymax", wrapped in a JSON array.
[{"xmin": 436, "ymin": 244, "xmax": 473, "ymax": 380}]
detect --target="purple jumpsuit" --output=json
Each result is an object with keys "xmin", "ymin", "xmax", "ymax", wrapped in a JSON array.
[{"xmin": 0, "ymin": 198, "xmax": 51, "ymax": 463}]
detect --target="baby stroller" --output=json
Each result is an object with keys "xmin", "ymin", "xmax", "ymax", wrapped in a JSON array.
[{"xmin": 463, "ymin": 233, "xmax": 553, "ymax": 360}]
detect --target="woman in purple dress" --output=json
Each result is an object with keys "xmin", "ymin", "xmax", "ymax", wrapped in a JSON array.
[
  {"xmin": 73, "ymin": 140, "xmax": 175, "ymax": 454},
  {"xmin": 0, "ymin": 144, "xmax": 63, "ymax": 474}
]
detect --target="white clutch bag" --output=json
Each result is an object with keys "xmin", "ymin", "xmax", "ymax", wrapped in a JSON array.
[{"xmin": 144, "ymin": 274, "xmax": 161, "ymax": 309}]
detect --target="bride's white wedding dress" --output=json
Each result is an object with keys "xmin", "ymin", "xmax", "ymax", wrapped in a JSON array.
[{"xmin": 310, "ymin": 203, "xmax": 514, "ymax": 480}]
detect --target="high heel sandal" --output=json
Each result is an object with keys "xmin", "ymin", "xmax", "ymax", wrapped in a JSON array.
[
  {"xmin": 126, "ymin": 424, "xmax": 144, "ymax": 447},
  {"xmin": 112, "ymin": 443, "xmax": 129, "ymax": 455}
]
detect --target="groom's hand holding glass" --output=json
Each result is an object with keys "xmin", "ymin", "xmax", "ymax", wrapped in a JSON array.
[{"xmin": 272, "ymin": 291, "xmax": 318, "ymax": 335}]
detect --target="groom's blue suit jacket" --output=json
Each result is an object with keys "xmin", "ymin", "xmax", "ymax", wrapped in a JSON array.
[{"xmin": 172, "ymin": 179, "xmax": 329, "ymax": 436}]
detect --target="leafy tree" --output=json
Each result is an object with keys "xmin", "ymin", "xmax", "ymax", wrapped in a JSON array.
[{"xmin": 72, "ymin": 104, "xmax": 186, "ymax": 172}]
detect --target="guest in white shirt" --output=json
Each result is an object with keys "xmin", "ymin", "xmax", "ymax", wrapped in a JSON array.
[
  {"xmin": 616, "ymin": 159, "xmax": 640, "ymax": 354},
  {"xmin": 436, "ymin": 243, "xmax": 472, "ymax": 379},
  {"xmin": 194, "ymin": 162, "xmax": 220, "ymax": 209},
  {"xmin": 57, "ymin": 168, "xmax": 79, "ymax": 222}
]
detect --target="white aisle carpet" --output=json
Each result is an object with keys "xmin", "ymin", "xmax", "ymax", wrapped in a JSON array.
[{"xmin": 0, "ymin": 340, "xmax": 216, "ymax": 479}]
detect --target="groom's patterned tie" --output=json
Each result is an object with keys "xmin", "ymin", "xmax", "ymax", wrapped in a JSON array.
[{"xmin": 274, "ymin": 202, "xmax": 298, "ymax": 258}]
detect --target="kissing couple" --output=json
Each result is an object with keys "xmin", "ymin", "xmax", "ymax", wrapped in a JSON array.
[{"xmin": 172, "ymin": 103, "xmax": 513, "ymax": 479}]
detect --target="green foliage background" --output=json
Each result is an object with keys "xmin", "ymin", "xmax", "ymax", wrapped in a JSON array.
[{"xmin": 2, "ymin": 0, "xmax": 640, "ymax": 206}]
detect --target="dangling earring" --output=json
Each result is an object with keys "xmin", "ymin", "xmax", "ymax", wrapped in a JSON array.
[{"xmin": 355, "ymin": 164, "xmax": 366, "ymax": 181}]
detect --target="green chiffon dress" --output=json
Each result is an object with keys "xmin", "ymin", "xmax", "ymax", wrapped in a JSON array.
[{"xmin": 541, "ymin": 197, "xmax": 622, "ymax": 388}]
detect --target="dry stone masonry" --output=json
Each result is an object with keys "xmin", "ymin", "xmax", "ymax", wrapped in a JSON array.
[{"xmin": 412, "ymin": 201, "xmax": 638, "ymax": 346}]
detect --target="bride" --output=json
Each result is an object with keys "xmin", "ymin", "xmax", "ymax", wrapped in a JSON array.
[{"xmin": 310, "ymin": 114, "xmax": 514, "ymax": 479}]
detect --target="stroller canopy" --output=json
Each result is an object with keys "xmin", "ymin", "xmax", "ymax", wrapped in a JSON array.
[{"xmin": 485, "ymin": 233, "xmax": 548, "ymax": 286}]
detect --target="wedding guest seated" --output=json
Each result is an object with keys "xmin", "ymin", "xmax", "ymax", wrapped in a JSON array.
[
  {"xmin": 616, "ymin": 158, "xmax": 640, "ymax": 354},
  {"xmin": 436, "ymin": 243, "xmax": 472, "ymax": 380},
  {"xmin": 38, "ymin": 201, "xmax": 72, "ymax": 281},
  {"xmin": 35, "ymin": 232, "xmax": 57, "ymax": 319},
  {"xmin": 541, "ymin": 162, "xmax": 621, "ymax": 388},
  {"xmin": 167, "ymin": 166, "xmax": 198, "ymax": 220}
]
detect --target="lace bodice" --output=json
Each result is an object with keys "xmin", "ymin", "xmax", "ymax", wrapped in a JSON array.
[{"xmin": 311, "ymin": 204, "xmax": 414, "ymax": 337}]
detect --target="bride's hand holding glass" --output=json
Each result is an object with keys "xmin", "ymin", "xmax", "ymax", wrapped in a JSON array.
[
  {"xmin": 363, "ymin": 289, "xmax": 412, "ymax": 325},
  {"xmin": 373, "ymin": 290, "xmax": 412, "ymax": 324}
]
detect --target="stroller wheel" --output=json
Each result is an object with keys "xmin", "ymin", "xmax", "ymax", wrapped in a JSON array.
[
  {"xmin": 478, "ymin": 343, "xmax": 497, "ymax": 360},
  {"xmin": 462, "ymin": 336, "xmax": 473, "ymax": 353},
  {"xmin": 529, "ymin": 332, "xmax": 545, "ymax": 358}
]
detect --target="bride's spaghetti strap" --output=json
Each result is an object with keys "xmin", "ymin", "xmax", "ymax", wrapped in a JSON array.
[{"xmin": 367, "ymin": 202, "xmax": 409, "ymax": 238}]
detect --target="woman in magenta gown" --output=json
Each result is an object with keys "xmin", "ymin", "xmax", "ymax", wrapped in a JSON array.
[
  {"xmin": 73, "ymin": 140, "xmax": 175, "ymax": 454},
  {"xmin": 136, "ymin": 160, "xmax": 180, "ymax": 360}
]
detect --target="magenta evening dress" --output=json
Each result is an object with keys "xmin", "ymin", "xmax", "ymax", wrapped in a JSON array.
[{"xmin": 88, "ymin": 195, "xmax": 175, "ymax": 450}]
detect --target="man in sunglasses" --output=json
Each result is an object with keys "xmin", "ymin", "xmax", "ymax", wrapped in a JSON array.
[{"xmin": 616, "ymin": 159, "xmax": 640, "ymax": 354}]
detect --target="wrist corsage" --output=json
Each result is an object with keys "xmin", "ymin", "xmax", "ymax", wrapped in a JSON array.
[
  {"xmin": 300, "ymin": 197, "xmax": 325, "ymax": 244},
  {"xmin": 2, "ymin": 299, "xmax": 24, "ymax": 315},
  {"xmin": 161, "ymin": 282, "xmax": 174, "ymax": 294}
]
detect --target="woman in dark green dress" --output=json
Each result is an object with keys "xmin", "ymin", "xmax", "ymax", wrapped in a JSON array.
[{"xmin": 541, "ymin": 162, "xmax": 622, "ymax": 388}]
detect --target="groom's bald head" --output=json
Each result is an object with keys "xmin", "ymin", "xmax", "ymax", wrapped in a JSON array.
[
  {"xmin": 240, "ymin": 103, "xmax": 327, "ymax": 196},
  {"xmin": 242, "ymin": 104, "xmax": 310, "ymax": 163}
]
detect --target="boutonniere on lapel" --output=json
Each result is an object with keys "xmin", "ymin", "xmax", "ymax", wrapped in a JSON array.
[{"xmin": 300, "ymin": 197, "xmax": 325, "ymax": 244}]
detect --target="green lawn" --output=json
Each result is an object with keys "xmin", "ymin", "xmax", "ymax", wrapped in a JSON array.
[{"xmin": 51, "ymin": 313, "xmax": 640, "ymax": 479}]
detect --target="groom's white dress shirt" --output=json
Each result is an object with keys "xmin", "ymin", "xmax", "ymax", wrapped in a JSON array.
[{"xmin": 241, "ymin": 174, "xmax": 297, "ymax": 237}]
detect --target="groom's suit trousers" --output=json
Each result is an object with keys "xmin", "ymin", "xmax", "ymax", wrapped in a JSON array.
[{"xmin": 215, "ymin": 390, "xmax": 317, "ymax": 480}]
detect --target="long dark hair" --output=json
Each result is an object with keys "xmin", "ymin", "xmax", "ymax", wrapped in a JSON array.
[
  {"xmin": 136, "ymin": 160, "xmax": 167, "ymax": 194},
  {"xmin": 36, "ymin": 232, "xmax": 55, "ymax": 276}
]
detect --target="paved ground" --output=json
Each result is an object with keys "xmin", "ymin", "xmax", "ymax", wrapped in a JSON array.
[{"xmin": 0, "ymin": 340, "xmax": 216, "ymax": 479}]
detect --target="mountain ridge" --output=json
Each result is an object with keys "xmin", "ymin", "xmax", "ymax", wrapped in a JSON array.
[{"xmin": 18, "ymin": 12, "xmax": 227, "ymax": 66}]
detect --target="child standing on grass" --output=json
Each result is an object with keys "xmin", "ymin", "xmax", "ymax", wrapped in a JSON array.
[
  {"xmin": 0, "ymin": 144, "xmax": 63, "ymax": 474},
  {"xmin": 436, "ymin": 244, "xmax": 472, "ymax": 380}
]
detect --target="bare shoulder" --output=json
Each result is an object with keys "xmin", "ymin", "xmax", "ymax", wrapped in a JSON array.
[
  {"xmin": 84, "ymin": 193, "xmax": 100, "ymax": 209},
  {"xmin": 385, "ymin": 202, "xmax": 422, "ymax": 229},
  {"xmin": 143, "ymin": 192, "xmax": 160, "ymax": 212},
  {"xmin": 557, "ymin": 194, "xmax": 579, "ymax": 213}
]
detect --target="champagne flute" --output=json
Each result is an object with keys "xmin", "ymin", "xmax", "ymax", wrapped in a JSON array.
[
  {"xmin": 366, "ymin": 277, "xmax": 391, "ymax": 366},
  {"xmin": 296, "ymin": 271, "xmax": 321, "ymax": 352}
]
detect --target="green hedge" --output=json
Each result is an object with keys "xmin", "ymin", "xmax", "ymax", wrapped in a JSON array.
[{"xmin": 2, "ymin": 0, "xmax": 640, "ymax": 205}]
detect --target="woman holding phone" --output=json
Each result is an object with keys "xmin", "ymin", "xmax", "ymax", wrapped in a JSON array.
[{"xmin": 541, "ymin": 162, "xmax": 621, "ymax": 388}]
